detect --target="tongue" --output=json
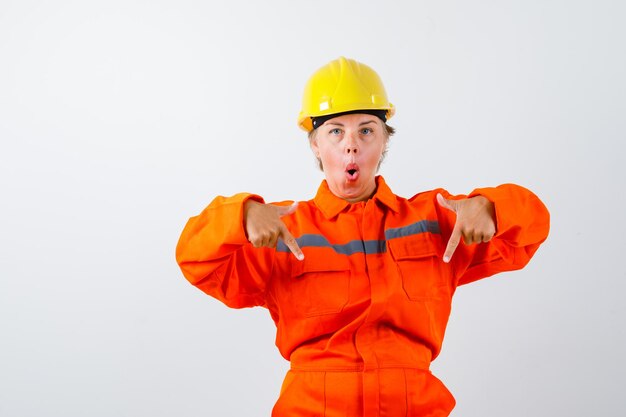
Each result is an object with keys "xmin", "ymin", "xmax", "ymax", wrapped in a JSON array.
[{"xmin": 346, "ymin": 169, "xmax": 359, "ymax": 181}]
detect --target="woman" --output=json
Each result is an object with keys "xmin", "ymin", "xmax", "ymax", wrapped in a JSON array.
[{"xmin": 176, "ymin": 57, "xmax": 550, "ymax": 416}]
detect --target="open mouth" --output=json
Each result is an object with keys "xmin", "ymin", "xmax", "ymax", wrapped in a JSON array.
[{"xmin": 345, "ymin": 163, "xmax": 359, "ymax": 181}]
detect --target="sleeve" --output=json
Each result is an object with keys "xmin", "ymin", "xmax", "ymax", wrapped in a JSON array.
[
  {"xmin": 175, "ymin": 193, "xmax": 275, "ymax": 309},
  {"xmin": 437, "ymin": 184, "xmax": 550, "ymax": 286}
]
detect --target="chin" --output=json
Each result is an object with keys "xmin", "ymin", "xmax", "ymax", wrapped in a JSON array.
[{"xmin": 338, "ymin": 184, "xmax": 368, "ymax": 201}]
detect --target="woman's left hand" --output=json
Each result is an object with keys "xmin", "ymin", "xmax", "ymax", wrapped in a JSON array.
[{"xmin": 436, "ymin": 194, "xmax": 496, "ymax": 263}]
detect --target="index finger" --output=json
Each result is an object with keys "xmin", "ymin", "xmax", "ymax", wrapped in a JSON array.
[
  {"xmin": 443, "ymin": 222, "xmax": 462, "ymax": 263},
  {"xmin": 279, "ymin": 225, "xmax": 304, "ymax": 261}
]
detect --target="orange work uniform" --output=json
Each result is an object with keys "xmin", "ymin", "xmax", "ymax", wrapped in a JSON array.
[{"xmin": 176, "ymin": 176, "xmax": 550, "ymax": 417}]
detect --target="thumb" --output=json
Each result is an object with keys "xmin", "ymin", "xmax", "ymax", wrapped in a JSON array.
[
  {"xmin": 436, "ymin": 193, "xmax": 458, "ymax": 213},
  {"xmin": 274, "ymin": 201, "xmax": 298, "ymax": 217}
]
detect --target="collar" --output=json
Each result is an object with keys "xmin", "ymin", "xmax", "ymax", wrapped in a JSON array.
[{"xmin": 313, "ymin": 176, "xmax": 400, "ymax": 219}]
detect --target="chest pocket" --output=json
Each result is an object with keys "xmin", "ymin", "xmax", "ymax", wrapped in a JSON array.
[
  {"xmin": 289, "ymin": 252, "xmax": 351, "ymax": 317},
  {"xmin": 387, "ymin": 233, "xmax": 452, "ymax": 301}
]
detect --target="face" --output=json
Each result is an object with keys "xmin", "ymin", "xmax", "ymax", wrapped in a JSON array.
[{"xmin": 310, "ymin": 113, "xmax": 387, "ymax": 203}]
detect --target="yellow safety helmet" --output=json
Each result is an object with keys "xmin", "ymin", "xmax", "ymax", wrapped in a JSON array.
[{"xmin": 298, "ymin": 56, "xmax": 395, "ymax": 132}]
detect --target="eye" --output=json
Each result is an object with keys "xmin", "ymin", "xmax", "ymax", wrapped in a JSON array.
[
  {"xmin": 329, "ymin": 128, "xmax": 342, "ymax": 135},
  {"xmin": 360, "ymin": 127, "xmax": 373, "ymax": 135}
]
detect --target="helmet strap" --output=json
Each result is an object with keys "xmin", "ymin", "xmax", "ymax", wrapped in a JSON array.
[{"xmin": 311, "ymin": 110, "xmax": 387, "ymax": 130}]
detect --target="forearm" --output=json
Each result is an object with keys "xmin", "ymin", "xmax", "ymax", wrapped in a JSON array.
[
  {"xmin": 175, "ymin": 193, "xmax": 271, "ymax": 308},
  {"xmin": 448, "ymin": 184, "xmax": 550, "ymax": 285}
]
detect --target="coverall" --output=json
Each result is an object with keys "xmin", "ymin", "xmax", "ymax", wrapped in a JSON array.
[{"xmin": 176, "ymin": 176, "xmax": 550, "ymax": 417}]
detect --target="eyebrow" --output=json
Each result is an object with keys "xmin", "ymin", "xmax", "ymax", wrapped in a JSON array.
[{"xmin": 326, "ymin": 120, "xmax": 377, "ymax": 127}]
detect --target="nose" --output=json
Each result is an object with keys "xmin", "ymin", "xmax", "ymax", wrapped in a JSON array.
[{"xmin": 344, "ymin": 133, "xmax": 358, "ymax": 154}]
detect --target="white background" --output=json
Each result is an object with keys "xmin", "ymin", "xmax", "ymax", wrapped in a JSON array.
[{"xmin": 1, "ymin": 1, "xmax": 624, "ymax": 416}]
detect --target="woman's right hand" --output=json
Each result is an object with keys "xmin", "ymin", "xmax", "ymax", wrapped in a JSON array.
[{"xmin": 243, "ymin": 200, "xmax": 304, "ymax": 260}]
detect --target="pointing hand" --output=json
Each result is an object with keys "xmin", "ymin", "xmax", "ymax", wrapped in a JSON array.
[
  {"xmin": 244, "ymin": 200, "xmax": 304, "ymax": 261},
  {"xmin": 436, "ymin": 194, "xmax": 496, "ymax": 263}
]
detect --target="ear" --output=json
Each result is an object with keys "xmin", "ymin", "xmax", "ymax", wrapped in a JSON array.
[{"xmin": 309, "ymin": 132, "xmax": 320, "ymax": 157}]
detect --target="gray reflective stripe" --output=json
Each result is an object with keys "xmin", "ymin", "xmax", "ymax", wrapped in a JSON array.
[
  {"xmin": 276, "ymin": 220, "xmax": 439, "ymax": 256},
  {"xmin": 384, "ymin": 220, "xmax": 440, "ymax": 240},
  {"xmin": 277, "ymin": 234, "xmax": 386, "ymax": 255},
  {"xmin": 364, "ymin": 240, "xmax": 387, "ymax": 254}
]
